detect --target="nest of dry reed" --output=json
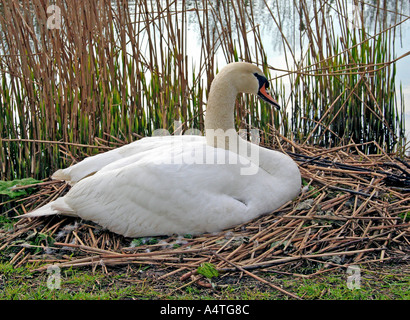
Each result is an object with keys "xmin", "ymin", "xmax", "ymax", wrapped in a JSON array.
[{"xmin": 1, "ymin": 140, "xmax": 409, "ymax": 299}]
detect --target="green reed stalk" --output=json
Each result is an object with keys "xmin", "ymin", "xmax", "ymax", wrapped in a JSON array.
[{"xmin": 0, "ymin": 0, "xmax": 406, "ymax": 181}]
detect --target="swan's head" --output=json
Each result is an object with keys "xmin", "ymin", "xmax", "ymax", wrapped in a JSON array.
[{"xmin": 218, "ymin": 62, "xmax": 280, "ymax": 109}]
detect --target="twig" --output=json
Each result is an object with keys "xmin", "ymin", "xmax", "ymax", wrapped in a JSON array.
[{"xmin": 213, "ymin": 251, "xmax": 302, "ymax": 300}]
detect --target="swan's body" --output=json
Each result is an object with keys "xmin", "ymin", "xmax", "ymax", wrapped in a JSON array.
[{"xmin": 23, "ymin": 62, "xmax": 301, "ymax": 237}]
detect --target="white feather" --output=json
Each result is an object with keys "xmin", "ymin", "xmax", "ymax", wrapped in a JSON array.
[{"xmin": 19, "ymin": 197, "xmax": 75, "ymax": 218}]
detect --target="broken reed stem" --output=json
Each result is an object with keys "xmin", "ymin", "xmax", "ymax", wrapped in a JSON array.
[
  {"xmin": 1, "ymin": 139, "xmax": 114, "ymax": 150},
  {"xmin": 281, "ymin": 215, "xmax": 400, "ymax": 221},
  {"xmin": 213, "ymin": 251, "xmax": 302, "ymax": 300}
]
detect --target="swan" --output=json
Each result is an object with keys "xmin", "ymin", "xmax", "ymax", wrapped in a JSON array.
[{"xmin": 22, "ymin": 62, "xmax": 301, "ymax": 237}]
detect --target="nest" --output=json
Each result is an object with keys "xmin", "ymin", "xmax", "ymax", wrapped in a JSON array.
[{"xmin": 1, "ymin": 141, "xmax": 409, "ymax": 299}]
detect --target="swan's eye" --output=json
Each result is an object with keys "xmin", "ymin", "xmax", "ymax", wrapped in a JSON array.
[{"xmin": 253, "ymin": 73, "xmax": 269, "ymax": 89}]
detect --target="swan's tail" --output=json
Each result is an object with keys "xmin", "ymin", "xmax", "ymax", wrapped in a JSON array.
[
  {"xmin": 51, "ymin": 169, "xmax": 71, "ymax": 181},
  {"xmin": 51, "ymin": 169, "xmax": 77, "ymax": 185},
  {"xmin": 17, "ymin": 197, "xmax": 77, "ymax": 218}
]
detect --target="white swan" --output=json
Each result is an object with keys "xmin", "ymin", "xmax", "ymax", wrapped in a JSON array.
[{"xmin": 22, "ymin": 62, "xmax": 301, "ymax": 237}]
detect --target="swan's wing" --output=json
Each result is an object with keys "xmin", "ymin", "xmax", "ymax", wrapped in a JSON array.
[
  {"xmin": 52, "ymin": 136, "xmax": 204, "ymax": 184},
  {"xmin": 63, "ymin": 141, "xmax": 268, "ymax": 237}
]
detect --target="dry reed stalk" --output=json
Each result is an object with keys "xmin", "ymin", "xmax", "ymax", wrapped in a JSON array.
[
  {"xmin": 213, "ymin": 251, "xmax": 302, "ymax": 300},
  {"xmin": 1, "ymin": 0, "xmax": 408, "ymax": 181}
]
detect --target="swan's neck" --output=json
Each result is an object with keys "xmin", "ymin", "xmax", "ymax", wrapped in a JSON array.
[
  {"xmin": 205, "ymin": 76, "xmax": 239, "ymax": 148},
  {"xmin": 203, "ymin": 72, "xmax": 286, "ymax": 177}
]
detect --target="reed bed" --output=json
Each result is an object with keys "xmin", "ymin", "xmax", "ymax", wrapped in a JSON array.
[
  {"xmin": 0, "ymin": 136, "xmax": 408, "ymax": 299},
  {"xmin": 285, "ymin": 0, "xmax": 408, "ymax": 153},
  {"xmin": 1, "ymin": 0, "xmax": 409, "ymax": 181}
]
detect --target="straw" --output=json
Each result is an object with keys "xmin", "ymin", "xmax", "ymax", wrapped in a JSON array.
[{"xmin": 1, "ymin": 139, "xmax": 408, "ymax": 300}]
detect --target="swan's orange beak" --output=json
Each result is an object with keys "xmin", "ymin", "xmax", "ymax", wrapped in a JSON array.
[{"xmin": 258, "ymin": 82, "xmax": 280, "ymax": 110}]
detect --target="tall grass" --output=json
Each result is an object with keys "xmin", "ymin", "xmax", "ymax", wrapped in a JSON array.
[{"xmin": 0, "ymin": 0, "xmax": 407, "ymax": 180}]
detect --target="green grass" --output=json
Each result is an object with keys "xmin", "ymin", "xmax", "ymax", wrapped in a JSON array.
[
  {"xmin": 1, "ymin": 262, "xmax": 408, "ymax": 300},
  {"xmin": 294, "ymin": 273, "xmax": 409, "ymax": 300},
  {"xmin": 0, "ymin": 263, "xmax": 158, "ymax": 300}
]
